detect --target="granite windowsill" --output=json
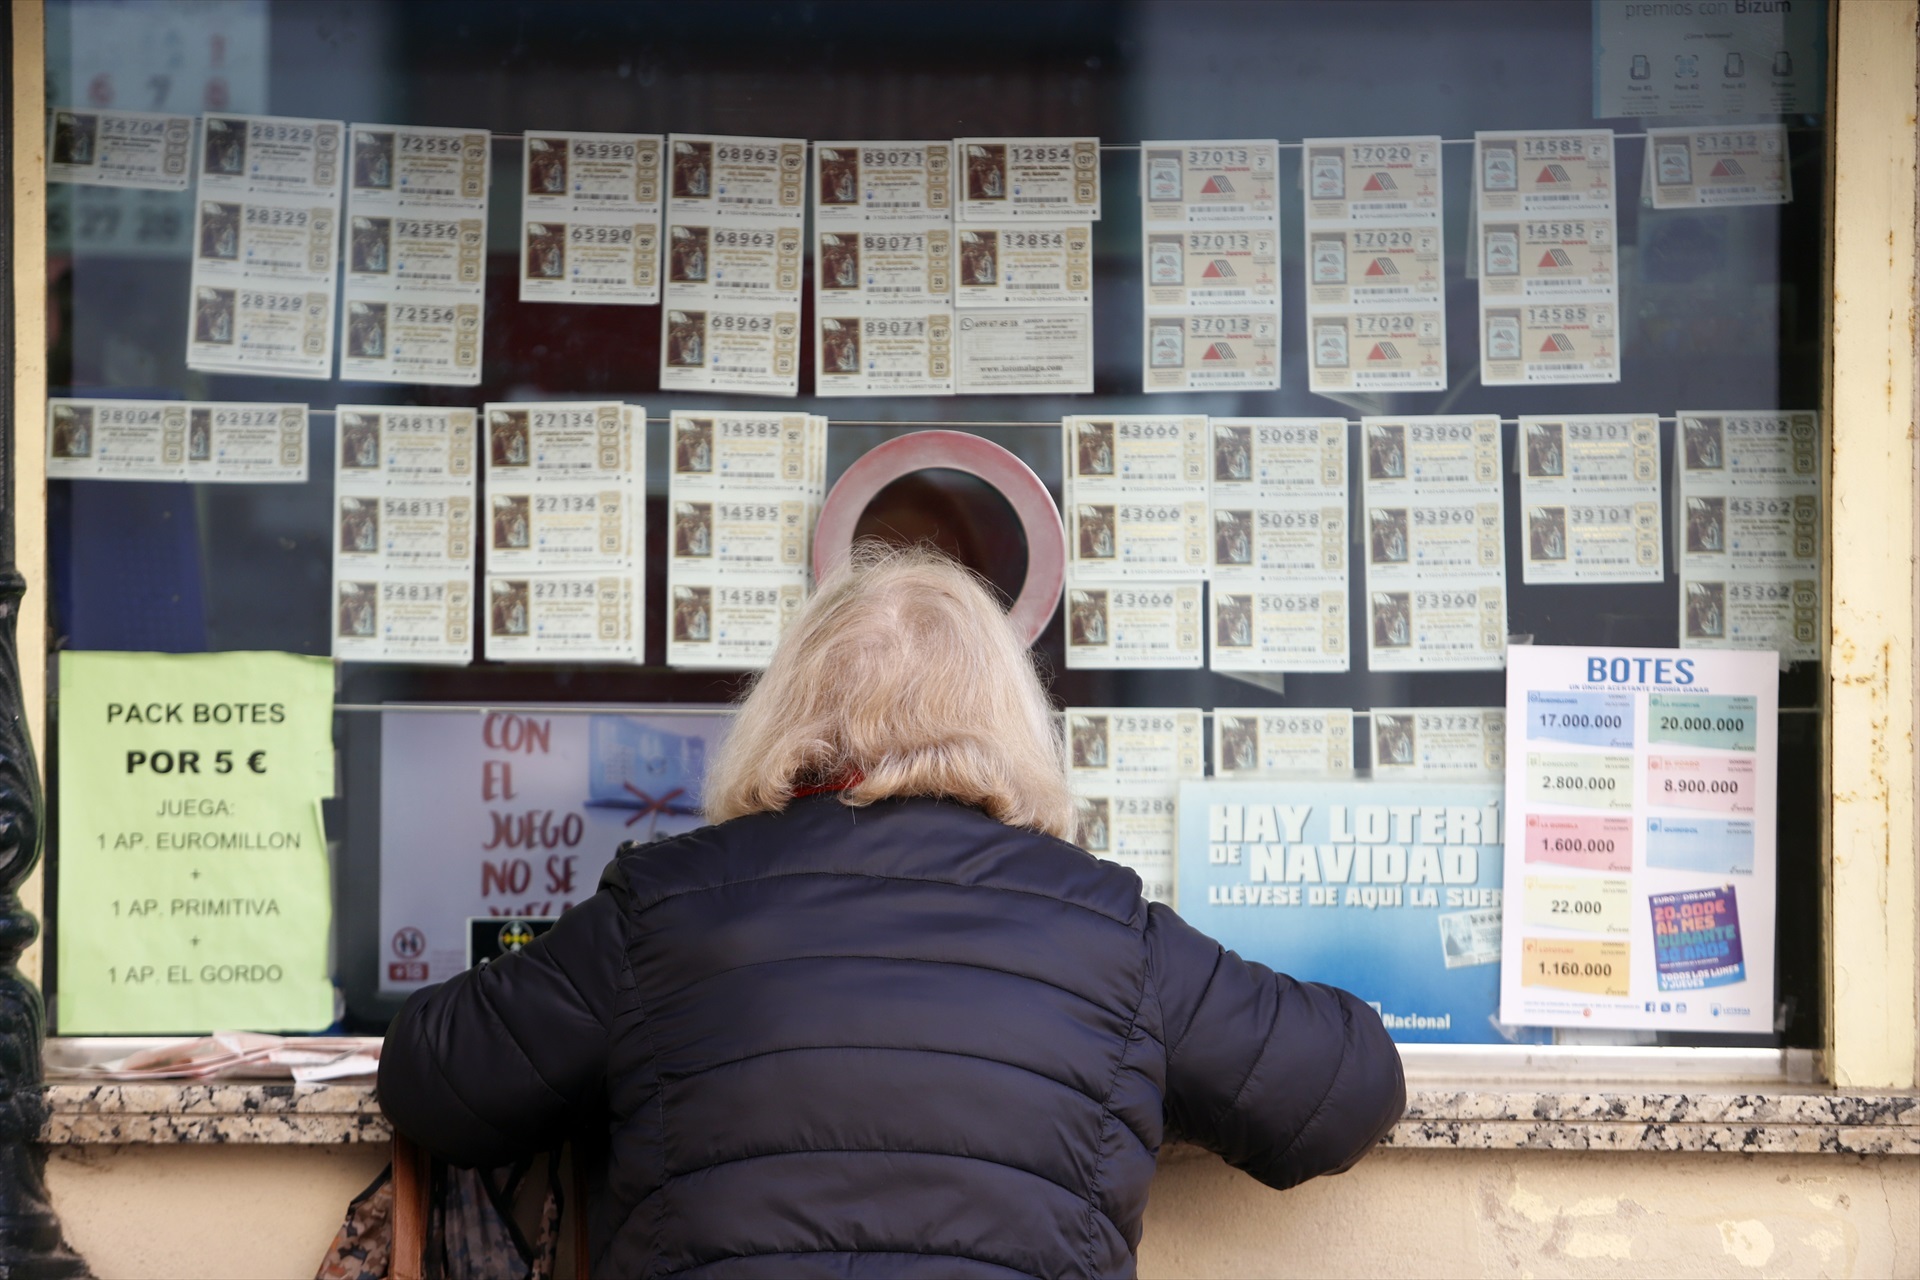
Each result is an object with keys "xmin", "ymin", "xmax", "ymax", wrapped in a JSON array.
[{"xmin": 38, "ymin": 1083, "xmax": 1920, "ymax": 1155}]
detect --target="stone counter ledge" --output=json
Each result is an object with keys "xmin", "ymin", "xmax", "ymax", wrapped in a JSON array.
[{"xmin": 39, "ymin": 1083, "xmax": 1920, "ymax": 1155}]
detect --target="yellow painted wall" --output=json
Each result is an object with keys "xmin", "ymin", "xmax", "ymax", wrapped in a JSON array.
[{"xmin": 44, "ymin": 1146, "xmax": 1919, "ymax": 1280}]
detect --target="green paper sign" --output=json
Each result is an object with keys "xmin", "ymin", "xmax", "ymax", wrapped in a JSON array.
[{"xmin": 56, "ymin": 651, "xmax": 336, "ymax": 1033}]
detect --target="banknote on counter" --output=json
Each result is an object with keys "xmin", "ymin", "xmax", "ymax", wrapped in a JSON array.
[
  {"xmin": 1308, "ymin": 307, "xmax": 1447, "ymax": 393},
  {"xmin": 660, "ymin": 305, "xmax": 802, "ymax": 396},
  {"xmin": 956, "ymin": 137, "xmax": 1101, "ymax": 222},
  {"xmin": 1303, "ymin": 136, "xmax": 1443, "ymax": 225},
  {"xmin": 188, "ymin": 114, "xmax": 344, "ymax": 379},
  {"xmin": 1370, "ymin": 707, "xmax": 1506, "ymax": 775},
  {"xmin": 1646, "ymin": 126, "xmax": 1790, "ymax": 209},
  {"xmin": 1063, "ymin": 582, "xmax": 1203, "ymax": 670},
  {"xmin": 49, "ymin": 108, "xmax": 194, "ymax": 190},
  {"xmin": 952, "ymin": 224, "xmax": 1091, "ymax": 309},
  {"xmin": 954, "ymin": 311, "xmax": 1093, "ymax": 395},
  {"xmin": 48, "ymin": 398, "xmax": 307, "ymax": 483},
  {"xmin": 1065, "ymin": 708, "xmax": 1204, "ymax": 785},
  {"xmin": 1213, "ymin": 708, "xmax": 1355, "ymax": 777},
  {"xmin": 484, "ymin": 574, "xmax": 637, "ymax": 663},
  {"xmin": 1519, "ymin": 416, "xmax": 1662, "ymax": 585},
  {"xmin": 815, "ymin": 310, "xmax": 954, "ymax": 396},
  {"xmin": 521, "ymin": 132, "xmax": 663, "ymax": 305},
  {"xmin": 1210, "ymin": 586, "xmax": 1349, "ymax": 673},
  {"xmin": 815, "ymin": 142, "xmax": 953, "ymax": 223},
  {"xmin": 1071, "ymin": 784, "xmax": 1178, "ymax": 904},
  {"xmin": 1141, "ymin": 140, "xmax": 1280, "ymax": 225},
  {"xmin": 341, "ymin": 123, "xmax": 489, "ymax": 385},
  {"xmin": 1143, "ymin": 311, "xmax": 1279, "ymax": 392}
]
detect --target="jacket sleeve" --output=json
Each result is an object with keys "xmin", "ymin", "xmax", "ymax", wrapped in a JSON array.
[
  {"xmin": 378, "ymin": 880, "xmax": 634, "ymax": 1168},
  {"xmin": 1147, "ymin": 902, "xmax": 1404, "ymax": 1189}
]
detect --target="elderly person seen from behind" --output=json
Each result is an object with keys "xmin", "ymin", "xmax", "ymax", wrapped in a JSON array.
[{"xmin": 380, "ymin": 544, "xmax": 1405, "ymax": 1279}]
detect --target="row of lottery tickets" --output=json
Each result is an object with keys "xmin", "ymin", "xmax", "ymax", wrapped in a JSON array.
[
  {"xmin": 47, "ymin": 401, "xmax": 1821, "ymax": 669},
  {"xmin": 51, "ymin": 108, "xmax": 1789, "ymax": 397},
  {"xmin": 329, "ymin": 402, "xmax": 826, "ymax": 666},
  {"xmin": 1064, "ymin": 706, "xmax": 1506, "ymax": 904}
]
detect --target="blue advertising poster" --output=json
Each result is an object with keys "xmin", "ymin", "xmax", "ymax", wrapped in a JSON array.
[{"xmin": 1176, "ymin": 778, "xmax": 1520, "ymax": 1044}]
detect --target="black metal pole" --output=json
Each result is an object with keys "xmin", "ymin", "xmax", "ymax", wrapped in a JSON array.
[{"xmin": 0, "ymin": 11, "xmax": 91, "ymax": 1277}]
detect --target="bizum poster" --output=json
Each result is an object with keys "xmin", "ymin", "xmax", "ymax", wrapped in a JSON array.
[
  {"xmin": 1499, "ymin": 645, "xmax": 1778, "ymax": 1034},
  {"xmin": 1177, "ymin": 778, "xmax": 1515, "ymax": 1043},
  {"xmin": 378, "ymin": 708, "xmax": 728, "ymax": 996}
]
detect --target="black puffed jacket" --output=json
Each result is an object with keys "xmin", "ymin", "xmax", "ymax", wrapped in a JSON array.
[{"xmin": 379, "ymin": 794, "xmax": 1406, "ymax": 1279}]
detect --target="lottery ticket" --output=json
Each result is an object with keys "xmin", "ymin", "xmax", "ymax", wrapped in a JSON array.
[
  {"xmin": 1646, "ymin": 126, "xmax": 1790, "ymax": 209},
  {"xmin": 1366, "ymin": 583, "xmax": 1507, "ymax": 672},
  {"xmin": 667, "ymin": 577, "xmax": 808, "ymax": 670},
  {"xmin": 955, "ymin": 137, "xmax": 1101, "ymax": 222},
  {"xmin": 47, "ymin": 398, "xmax": 308, "ymax": 483},
  {"xmin": 668, "ymin": 411, "xmax": 820, "ymax": 493},
  {"xmin": 1439, "ymin": 909, "xmax": 1503, "ymax": 969},
  {"xmin": 1141, "ymin": 140, "xmax": 1280, "ymax": 225},
  {"xmin": 334, "ymin": 489, "xmax": 474, "ymax": 575},
  {"xmin": 1675, "ymin": 412, "xmax": 1820, "ymax": 491},
  {"xmin": 521, "ymin": 132, "xmax": 663, "ymax": 305},
  {"xmin": 336, "ymin": 406, "xmax": 477, "ymax": 485},
  {"xmin": 1071, "ymin": 784, "xmax": 1179, "ymax": 904},
  {"xmin": 1302, "ymin": 136, "xmax": 1445, "ymax": 395},
  {"xmin": 1143, "ymin": 225, "xmax": 1279, "ymax": 309},
  {"xmin": 1306, "ymin": 224, "xmax": 1442, "ymax": 308},
  {"xmin": 1209, "ymin": 418, "xmax": 1346, "ymax": 498},
  {"xmin": 1371, "ymin": 707, "xmax": 1506, "ymax": 775},
  {"xmin": 1675, "ymin": 411, "xmax": 1819, "ymax": 660},
  {"xmin": 1142, "ymin": 311, "xmax": 1279, "ymax": 393},
  {"xmin": 1477, "ymin": 130, "xmax": 1618, "ymax": 387},
  {"xmin": 1209, "ymin": 586, "xmax": 1350, "ymax": 673},
  {"xmin": 952, "ymin": 224, "xmax": 1091, "ymax": 308},
  {"xmin": 1302, "ymin": 136, "xmax": 1443, "ymax": 226},
  {"xmin": 1307, "ymin": 308, "xmax": 1446, "ymax": 393},
  {"xmin": 1481, "ymin": 301, "xmax": 1619, "ymax": 386},
  {"xmin": 1212, "ymin": 709, "xmax": 1355, "ymax": 777},
  {"xmin": 1065, "ymin": 708, "xmax": 1204, "ymax": 784},
  {"xmin": 198, "ymin": 114, "xmax": 344, "ymax": 201},
  {"xmin": 954, "ymin": 310, "xmax": 1092, "ymax": 395},
  {"xmin": 1364, "ymin": 499, "xmax": 1505, "ymax": 585},
  {"xmin": 660, "ymin": 305, "xmax": 802, "ymax": 396},
  {"xmin": 1517, "ymin": 417, "xmax": 1661, "ymax": 584},
  {"xmin": 1068, "ymin": 498, "xmax": 1209, "ymax": 581},
  {"xmin": 816, "ymin": 225, "xmax": 951, "ymax": 305},
  {"xmin": 332, "ymin": 576, "xmax": 473, "ymax": 665},
  {"xmin": 1063, "ymin": 582, "xmax": 1203, "ymax": 670},
  {"xmin": 815, "ymin": 311, "xmax": 954, "ymax": 397},
  {"xmin": 187, "ymin": 114, "xmax": 345, "ymax": 380},
  {"xmin": 342, "ymin": 123, "xmax": 490, "ymax": 386},
  {"xmin": 484, "ymin": 484, "xmax": 635, "ymax": 573},
  {"xmin": 484, "ymin": 401, "xmax": 638, "ymax": 483},
  {"xmin": 669, "ymin": 495, "xmax": 812, "ymax": 577},
  {"xmin": 1063, "ymin": 416, "xmax": 1208, "ymax": 496},
  {"xmin": 666, "ymin": 134, "xmax": 806, "ymax": 222},
  {"xmin": 49, "ymin": 108, "xmax": 194, "ymax": 190},
  {"xmin": 1212, "ymin": 502, "xmax": 1346, "ymax": 583},
  {"xmin": 1479, "ymin": 215, "xmax": 1616, "ymax": 299},
  {"xmin": 1475, "ymin": 131, "xmax": 1616, "ymax": 215},
  {"xmin": 663, "ymin": 220, "xmax": 805, "ymax": 305},
  {"xmin": 484, "ymin": 574, "xmax": 638, "ymax": 663},
  {"xmin": 814, "ymin": 142, "xmax": 954, "ymax": 224},
  {"xmin": 1362, "ymin": 416, "xmax": 1501, "ymax": 493}
]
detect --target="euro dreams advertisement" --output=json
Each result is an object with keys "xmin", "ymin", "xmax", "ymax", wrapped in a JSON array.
[{"xmin": 1177, "ymin": 778, "xmax": 1515, "ymax": 1043}]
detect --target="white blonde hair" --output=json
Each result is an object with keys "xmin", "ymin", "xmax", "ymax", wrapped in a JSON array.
[{"xmin": 703, "ymin": 543, "xmax": 1072, "ymax": 839}]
